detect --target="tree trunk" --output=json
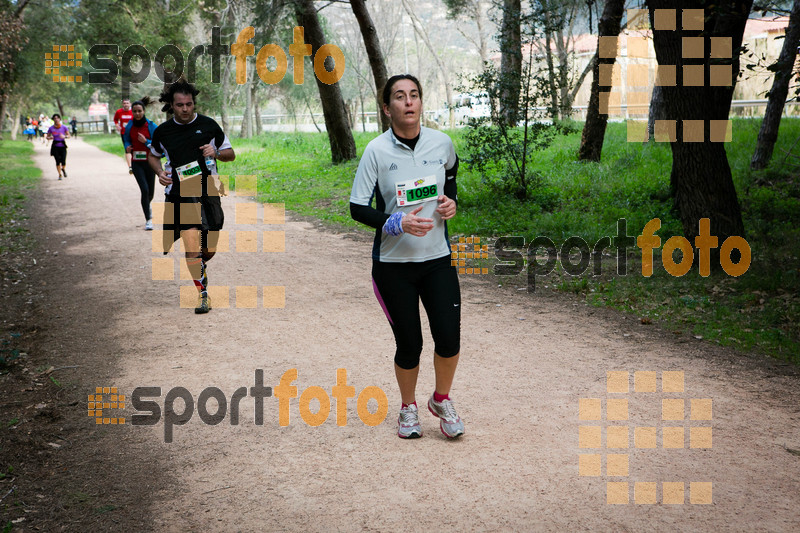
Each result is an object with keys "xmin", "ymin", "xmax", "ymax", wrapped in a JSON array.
[
  {"xmin": 570, "ymin": 54, "xmax": 596, "ymax": 105},
  {"xmin": 578, "ymin": 0, "xmax": 625, "ymax": 161},
  {"xmin": 240, "ymin": 80, "xmax": 251, "ymax": 138},
  {"xmin": 56, "ymin": 96, "xmax": 65, "ymax": 118},
  {"xmin": 359, "ymin": 91, "xmax": 366, "ymax": 132},
  {"xmin": 10, "ymin": 99, "xmax": 22, "ymax": 140},
  {"xmin": 304, "ymin": 96, "xmax": 322, "ymax": 133},
  {"xmin": 648, "ymin": 0, "xmax": 751, "ymax": 252},
  {"xmin": 544, "ymin": 19, "xmax": 559, "ymax": 122},
  {"xmin": 476, "ymin": 0, "xmax": 489, "ymax": 68},
  {"xmin": 751, "ymin": 0, "xmax": 800, "ymax": 170},
  {"xmin": 647, "ymin": 83, "xmax": 667, "ymax": 138},
  {"xmin": 220, "ymin": 56, "xmax": 231, "ymax": 133},
  {"xmin": 253, "ymin": 83, "xmax": 262, "ymax": 136},
  {"xmin": 350, "ymin": 0, "xmax": 390, "ymax": 132},
  {"xmin": 556, "ymin": 25, "xmax": 572, "ymax": 119},
  {"xmin": 0, "ymin": 95, "xmax": 7, "ymax": 140},
  {"xmin": 499, "ymin": 0, "xmax": 522, "ymax": 125},
  {"xmin": 294, "ymin": 0, "xmax": 356, "ymax": 163}
]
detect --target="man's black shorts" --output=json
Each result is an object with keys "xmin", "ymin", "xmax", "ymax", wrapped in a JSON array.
[{"xmin": 162, "ymin": 194, "xmax": 225, "ymax": 250}]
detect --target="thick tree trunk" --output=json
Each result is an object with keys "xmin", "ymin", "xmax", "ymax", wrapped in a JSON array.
[
  {"xmin": 578, "ymin": 0, "xmax": 625, "ymax": 161},
  {"xmin": 751, "ymin": 0, "xmax": 800, "ymax": 170},
  {"xmin": 647, "ymin": 84, "xmax": 668, "ymax": 138},
  {"xmin": 350, "ymin": 0, "xmax": 390, "ymax": 132},
  {"xmin": 499, "ymin": 0, "xmax": 522, "ymax": 126},
  {"xmin": 648, "ymin": 0, "xmax": 751, "ymax": 252},
  {"xmin": 294, "ymin": 0, "xmax": 356, "ymax": 163},
  {"xmin": 56, "ymin": 96, "xmax": 65, "ymax": 118}
]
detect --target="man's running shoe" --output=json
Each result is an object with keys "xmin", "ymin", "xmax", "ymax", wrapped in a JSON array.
[
  {"xmin": 428, "ymin": 394, "xmax": 464, "ymax": 438},
  {"xmin": 145, "ymin": 219, "xmax": 154, "ymax": 230},
  {"xmin": 195, "ymin": 292, "xmax": 211, "ymax": 314},
  {"xmin": 397, "ymin": 403, "xmax": 422, "ymax": 439}
]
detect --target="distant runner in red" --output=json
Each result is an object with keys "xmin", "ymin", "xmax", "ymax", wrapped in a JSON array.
[
  {"xmin": 123, "ymin": 97, "xmax": 159, "ymax": 230},
  {"xmin": 113, "ymin": 98, "xmax": 134, "ymax": 174}
]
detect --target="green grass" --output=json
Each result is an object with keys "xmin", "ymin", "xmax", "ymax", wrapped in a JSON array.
[
  {"xmin": 83, "ymin": 120, "xmax": 800, "ymax": 362},
  {"xmin": 0, "ymin": 140, "xmax": 41, "ymax": 254},
  {"xmin": 81, "ymin": 134, "xmax": 127, "ymax": 159}
]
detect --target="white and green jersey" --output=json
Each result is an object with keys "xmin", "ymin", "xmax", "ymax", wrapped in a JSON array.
[{"xmin": 350, "ymin": 127, "xmax": 458, "ymax": 262}]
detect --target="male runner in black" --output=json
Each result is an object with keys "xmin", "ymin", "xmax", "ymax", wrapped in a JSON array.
[{"xmin": 147, "ymin": 80, "xmax": 235, "ymax": 313}]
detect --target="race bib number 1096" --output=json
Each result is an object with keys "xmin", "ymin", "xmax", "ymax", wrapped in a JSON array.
[{"xmin": 396, "ymin": 175, "xmax": 438, "ymax": 207}]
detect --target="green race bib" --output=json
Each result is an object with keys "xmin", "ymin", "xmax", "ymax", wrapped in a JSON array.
[
  {"xmin": 176, "ymin": 161, "xmax": 201, "ymax": 182},
  {"xmin": 396, "ymin": 175, "xmax": 437, "ymax": 207}
]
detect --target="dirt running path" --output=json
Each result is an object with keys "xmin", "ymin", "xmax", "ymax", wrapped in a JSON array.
[{"xmin": 26, "ymin": 136, "xmax": 800, "ymax": 531}]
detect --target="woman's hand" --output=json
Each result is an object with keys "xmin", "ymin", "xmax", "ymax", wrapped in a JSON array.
[
  {"xmin": 401, "ymin": 205, "xmax": 434, "ymax": 237},
  {"xmin": 137, "ymin": 132, "xmax": 147, "ymax": 143},
  {"xmin": 436, "ymin": 195, "xmax": 456, "ymax": 220}
]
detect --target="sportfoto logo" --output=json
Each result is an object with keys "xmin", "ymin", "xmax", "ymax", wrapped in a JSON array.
[
  {"xmin": 92, "ymin": 369, "xmax": 388, "ymax": 443},
  {"xmin": 579, "ymin": 371, "xmax": 713, "ymax": 505},
  {"xmin": 490, "ymin": 218, "xmax": 750, "ymax": 292},
  {"xmin": 68, "ymin": 26, "xmax": 344, "ymax": 97}
]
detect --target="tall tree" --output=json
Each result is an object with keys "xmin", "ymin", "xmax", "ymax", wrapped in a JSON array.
[
  {"xmin": 647, "ymin": 0, "xmax": 752, "ymax": 253},
  {"xmin": 350, "ymin": 0, "xmax": 390, "ymax": 132},
  {"xmin": 751, "ymin": 0, "xmax": 800, "ymax": 169},
  {"xmin": 578, "ymin": 0, "xmax": 625, "ymax": 161},
  {"xmin": 0, "ymin": 0, "xmax": 30, "ymax": 139},
  {"xmin": 499, "ymin": 0, "xmax": 522, "ymax": 125},
  {"xmin": 293, "ymin": 0, "xmax": 356, "ymax": 162}
]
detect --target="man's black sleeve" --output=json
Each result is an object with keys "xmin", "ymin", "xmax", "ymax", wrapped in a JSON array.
[
  {"xmin": 350, "ymin": 202, "xmax": 390, "ymax": 230},
  {"xmin": 444, "ymin": 155, "xmax": 458, "ymax": 205}
]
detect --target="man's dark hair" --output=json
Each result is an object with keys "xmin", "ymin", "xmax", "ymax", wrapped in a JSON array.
[
  {"xmin": 382, "ymin": 74, "xmax": 422, "ymax": 106},
  {"xmin": 159, "ymin": 79, "xmax": 199, "ymax": 113}
]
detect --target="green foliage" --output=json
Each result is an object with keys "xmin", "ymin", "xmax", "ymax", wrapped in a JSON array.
[{"xmin": 461, "ymin": 62, "xmax": 559, "ymax": 199}]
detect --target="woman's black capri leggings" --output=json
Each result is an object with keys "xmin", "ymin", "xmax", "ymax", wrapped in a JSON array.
[
  {"xmin": 372, "ymin": 255, "xmax": 461, "ymax": 369},
  {"xmin": 50, "ymin": 146, "xmax": 67, "ymax": 166},
  {"xmin": 131, "ymin": 161, "xmax": 156, "ymax": 220}
]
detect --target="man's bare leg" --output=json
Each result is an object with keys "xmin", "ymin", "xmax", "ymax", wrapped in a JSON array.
[{"xmin": 181, "ymin": 228, "xmax": 210, "ymax": 313}]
